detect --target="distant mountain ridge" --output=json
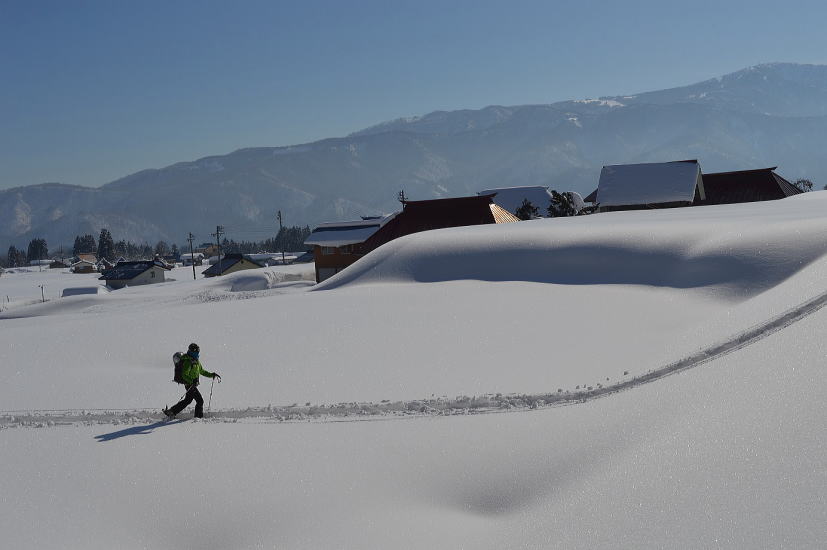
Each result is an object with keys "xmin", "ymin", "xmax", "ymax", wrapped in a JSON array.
[{"xmin": 2, "ymin": 63, "xmax": 827, "ymax": 249}]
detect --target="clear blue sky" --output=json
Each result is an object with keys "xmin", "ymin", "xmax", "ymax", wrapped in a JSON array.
[{"xmin": 1, "ymin": 0, "xmax": 825, "ymax": 189}]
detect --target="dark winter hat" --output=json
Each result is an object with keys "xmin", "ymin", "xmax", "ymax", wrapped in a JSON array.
[{"xmin": 188, "ymin": 343, "xmax": 200, "ymax": 354}]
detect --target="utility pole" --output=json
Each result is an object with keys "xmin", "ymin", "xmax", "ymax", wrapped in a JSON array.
[
  {"xmin": 187, "ymin": 232, "xmax": 196, "ymax": 280},
  {"xmin": 398, "ymin": 189, "xmax": 407, "ymax": 204},
  {"xmin": 277, "ymin": 210, "xmax": 285, "ymax": 264},
  {"xmin": 211, "ymin": 225, "xmax": 225, "ymax": 274}
]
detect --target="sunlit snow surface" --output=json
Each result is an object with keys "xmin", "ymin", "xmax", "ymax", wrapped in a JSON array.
[{"xmin": 2, "ymin": 193, "xmax": 827, "ymax": 549}]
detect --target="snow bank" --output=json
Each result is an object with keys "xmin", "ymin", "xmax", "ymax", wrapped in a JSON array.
[
  {"xmin": 227, "ymin": 268, "xmax": 313, "ymax": 292},
  {"xmin": 317, "ymin": 193, "xmax": 827, "ymax": 300},
  {"xmin": 2, "ymin": 193, "xmax": 827, "ymax": 549},
  {"xmin": 2, "ymin": 304, "xmax": 825, "ymax": 549},
  {"xmin": 61, "ymin": 285, "xmax": 109, "ymax": 297}
]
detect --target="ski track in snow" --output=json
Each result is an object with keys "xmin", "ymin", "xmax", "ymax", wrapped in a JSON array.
[{"xmin": 4, "ymin": 287, "xmax": 827, "ymax": 431}]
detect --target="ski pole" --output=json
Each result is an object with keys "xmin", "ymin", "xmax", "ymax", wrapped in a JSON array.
[{"xmin": 207, "ymin": 377, "xmax": 215, "ymax": 414}]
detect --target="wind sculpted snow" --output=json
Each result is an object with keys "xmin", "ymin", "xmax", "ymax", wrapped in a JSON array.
[
  {"xmin": 317, "ymin": 192, "xmax": 827, "ymax": 300},
  {"xmin": 2, "ymin": 193, "xmax": 827, "ymax": 549}
]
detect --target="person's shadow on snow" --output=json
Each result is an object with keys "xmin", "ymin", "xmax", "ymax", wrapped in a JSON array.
[{"xmin": 95, "ymin": 419, "xmax": 186, "ymax": 442}]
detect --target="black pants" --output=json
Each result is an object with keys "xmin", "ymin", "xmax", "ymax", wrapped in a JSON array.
[{"xmin": 169, "ymin": 384, "xmax": 204, "ymax": 417}]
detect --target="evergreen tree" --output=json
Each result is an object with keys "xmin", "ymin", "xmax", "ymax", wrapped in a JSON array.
[
  {"xmin": 7, "ymin": 245, "xmax": 19, "ymax": 267},
  {"xmin": 548, "ymin": 190, "xmax": 579, "ymax": 217},
  {"xmin": 171, "ymin": 243, "xmax": 180, "ymax": 259},
  {"xmin": 73, "ymin": 234, "xmax": 97, "ymax": 255},
  {"xmin": 793, "ymin": 179, "xmax": 813, "ymax": 192},
  {"xmin": 515, "ymin": 199, "xmax": 539, "ymax": 220},
  {"xmin": 97, "ymin": 229, "xmax": 115, "ymax": 261},
  {"xmin": 26, "ymin": 238, "xmax": 48, "ymax": 262},
  {"xmin": 272, "ymin": 225, "xmax": 312, "ymax": 252},
  {"xmin": 114, "ymin": 240, "xmax": 127, "ymax": 259}
]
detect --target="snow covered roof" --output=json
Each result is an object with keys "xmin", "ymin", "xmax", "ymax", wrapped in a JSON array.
[
  {"xmin": 596, "ymin": 160, "xmax": 703, "ymax": 207},
  {"xmin": 477, "ymin": 186, "xmax": 554, "ymax": 214},
  {"xmin": 305, "ymin": 214, "xmax": 397, "ymax": 247},
  {"xmin": 202, "ymin": 254, "xmax": 265, "ymax": 277},
  {"xmin": 98, "ymin": 260, "xmax": 170, "ymax": 281}
]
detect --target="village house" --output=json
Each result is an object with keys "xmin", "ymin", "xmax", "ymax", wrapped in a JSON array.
[
  {"xmin": 202, "ymin": 253, "xmax": 266, "ymax": 277},
  {"xmin": 696, "ymin": 167, "xmax": 802, "ymax": 205},
  {"xmin": 180, "ymin": 252, "xmax": 204, "ymax": 266},
  {"xmin": 305, "ymin": 195, "xmax": 519, "ymax": 283},
  {"xmin": 71, "ymin": 259, "xmax": 97, "ymax": 274},
  {"xmin": 305, "ymin": 215, "xmax": 396, "ymax": 283},
  {"xmin": 583, "ymin": 161, "xmax": 801, "ymax": 212},
  {"xmin": 98, "ymin": 260, "xmax": 172, "ymax": 289},
  {"xmin": 585, "ymin": 160, "xmax": 704, "ymax": 212}
]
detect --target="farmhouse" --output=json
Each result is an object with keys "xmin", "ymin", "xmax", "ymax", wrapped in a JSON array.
[
  {"xmin": 305, "ymin": 215, "xmax": 397, "ymax": 283},
  {"xmin": 584, "ymin": 161, "xmax": 801, "ymax": 211},
  {"xmin": 98, "ymin": 260, "xmax": 172, "ymax": 289},
  {"xmin": 365, "ymin": 195, "xmax": 519, "ymax": 248},
  {"xmin": 71, "ymin": 259, "xmax": 97, "ymax": 274},
  {"xmin": 305, "ymin": 195, "xmax": 519, "ymax": 283},
  {"xmin": 587, "ymin": 160, "xmax": 704, "ymax": 212},
  {"xmin": 180, "ymin": 252, "xmax": 204, "ymax": 266},
  {"xmin": 202, "ymin": 253, "xmax": 265, "ymax": 278},
  {"xmin": 697, "ymin": 167, "xmax": 801, "ymax": 205}
]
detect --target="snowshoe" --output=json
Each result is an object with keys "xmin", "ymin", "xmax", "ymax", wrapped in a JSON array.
[{"xmin": 162, "ymin": 407, "xmax": 176, "ymax": 420}]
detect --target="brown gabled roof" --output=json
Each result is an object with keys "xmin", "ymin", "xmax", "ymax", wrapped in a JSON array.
[
  {"xmin": 699, "ymin": 167, "xmax": 801, "ymax": 205},
  {"xmin": 362, "ymin": 195, "xmax": 517, "ymax": 252}
]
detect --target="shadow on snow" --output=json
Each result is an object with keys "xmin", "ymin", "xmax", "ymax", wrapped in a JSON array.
[{"xmin": 95, "ymin": 419, "xmax": 186, "ymax": 442}]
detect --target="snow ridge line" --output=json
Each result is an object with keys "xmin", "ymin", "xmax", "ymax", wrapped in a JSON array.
[{"xmin": 3, "ymin": 289, "xmax": 826, "ymax": 430}]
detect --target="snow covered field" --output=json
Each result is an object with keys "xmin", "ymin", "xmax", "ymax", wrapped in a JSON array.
[{"xmin": 2, "ymin": 194, "xmax": 827, "ymax": 548}]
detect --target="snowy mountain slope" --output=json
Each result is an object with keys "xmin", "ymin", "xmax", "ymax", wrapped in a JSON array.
[
  {"xmin": 611, "ymin": 62, "xmax": 827, "ymax": 117},
  {"xmin": 4, "ymin": 63, "xmax": 827, "ymax": 249}
]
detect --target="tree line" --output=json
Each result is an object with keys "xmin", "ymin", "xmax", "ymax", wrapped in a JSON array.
[
  {"xmin": 1, "ymin": 225, "xmax": 313, "ymax": 268},
  {"xmin": 220, "ymin": 226, "xmax": 312, "ymax": 255}
]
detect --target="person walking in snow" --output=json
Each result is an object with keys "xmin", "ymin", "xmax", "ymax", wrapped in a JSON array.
[{"xmin": 164, "ymin": 343, "xmax": 220, "ymax": 419}]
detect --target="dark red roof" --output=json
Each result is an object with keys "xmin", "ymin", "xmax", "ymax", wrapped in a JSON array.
[
  {"xmin": 362, "ymin": 195, "xmax": 510, "ymax": 251},
  {"xmin": 699, "ymin": 167, "xmax": 801, "ymax": 205}
]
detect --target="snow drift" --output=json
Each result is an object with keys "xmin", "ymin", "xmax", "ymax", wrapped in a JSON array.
[
  {"xmin": 2, "ymin": 193, "xmax": 827, "ymax": 549},
  {"xmin": 318, "ymin": 192, "xmax": 827, "ymax": 300}
]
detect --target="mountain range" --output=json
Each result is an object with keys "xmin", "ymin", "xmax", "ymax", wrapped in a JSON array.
[{"xmin": 3, "ymin": 62, "xmax": 827, "ymax": 249}]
